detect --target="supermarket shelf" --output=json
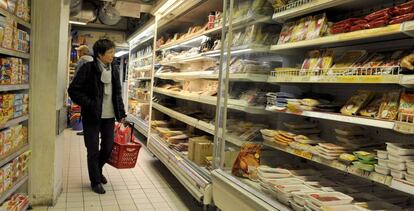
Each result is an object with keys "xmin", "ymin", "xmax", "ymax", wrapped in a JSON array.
[
  {"xmin": 212, "ymin": 169, "xmax": 291, "ymax": 211},
  {"xmin": 131, "ymin": 54, "xmax": 153, "ymax": 63},
  {"xmin": 268, "ymin": 74, "xmax": 414, "ymax": 86},
  {"xmin": 160, "ymin": 54, "xmax": 216, "ymax": 66},
  {"xmin": 203, "ymin": 44, "xmax": 272, "ymax": 57},
  {"xmin": 270, "ymin": 21, "xmax": 414, "ymax": 54},
  {"xmin": 127, "ymin": 115, "xmax": 149, "ymax": 136},
  {"xmin": 0, "ymin": 175, "xmax": 29, "ymax": 204},
  {"xmin": 0, "ymin": 47, "xmax": 30, "ymax": 59},
  {"xmin": 0, "ymin": 84, "xmax": 29, "ymax": 92},
  {"xmin": 129, "ymin": 77, "xmax": 152, "ymax": 81},
  {"xmin": 0, "ymin": 116, "xmax": 29, "ymax": 131},
  {"xmin": 263, "ymin": 140, "xmax": 414, "ymax": 196},
  {"xmin": 153, "ymin": 88, "xmax": 267, "ymax": 115},
  {"xmin": 148, "ymin": 134, "xmax": 212, "ymax": 205},
  {"xmin": 266, "ymin": 108, "xmax": 396, "ymax": 130},
  {"xmin": 155, "ymin": 71, "xmax": 268, "ymax": 82},
  {"xmin": 152, "ymin": 102, "xmax": 214, "ymax": 135},
  {"xmin": 0, "ymin": 7, "xmax": 31, "ymax": 29},
  {"xmin": 158, "ymin": 26, "xmax": 222, "ymax": 51},
  {"xmin": 132, "ymin": 65, "xmax": 152, "ymax": 72},
  {"xmin": 272, "ymin": 0, "xmax": 355, "ymax": 23},
  {"xmin": 0, "ymin": 144, "xmax": 29, "ymax": 168}
]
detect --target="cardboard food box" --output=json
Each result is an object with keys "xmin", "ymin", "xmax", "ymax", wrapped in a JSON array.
[
  {"xmin": 188, "ymin": 137, "xmax": 210, "ymax": 161},
  {"xmin": 193, "ymin": 141, "xmax": 213, "ymax": 166}
]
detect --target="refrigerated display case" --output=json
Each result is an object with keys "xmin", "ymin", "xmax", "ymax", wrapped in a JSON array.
[
  {"xmin": 212, "ymin": 0, "xmax": 414, "ymax": 211},
  {"xmin": 126, "ymin": 20, "xmax": 155, "ymax": 137}
]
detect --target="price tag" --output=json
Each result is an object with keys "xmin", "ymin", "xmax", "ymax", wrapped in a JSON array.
[
  {"xmin": 394, "ymin": 122, "xmax": 414, "ymax": 134},
  {"xmin": 369, "ymin": 172, "xmax": 387, "ymax": 184}
]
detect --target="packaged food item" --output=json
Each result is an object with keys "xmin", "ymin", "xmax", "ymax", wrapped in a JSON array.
[
  {"xmin": 6, "ymin": 0, "xmax": 17, "ymax": 14},
  {"xmin": 377, "ymin": 90, "xmax": 400, "ymax": 120},
  {"xmin": 390, "ymin": 169, "xmax": 405, "ymax": 179},
  {"xmin": 321, "ymin": 49, "xmax": 334, "ymax": 72},
  {"xmin": 330, "ymin": 50, "xmax": 367, "ymax": 74},
  {"xmin": 389, "ymin": 13, "xmax": 414, "ymax": 24},
  {"xmin": 339, "ymin": 153, "xmax": 357, "ymax": 165},
  {"xmin": 307, "ymin": 192, "xmax": 353, "ymax": 207},
  {"xmin": 359, "ymin": 94, "xmax": 383, "ymax": 117},
  {"xmin": 232, "ymin": 144, "xmax": 261, "ymax": 178},
  {"xmin": 398, "ymin": 92, "xmax": 414, "ymax": 122},
  {"xmin": 407, "ymin": 161, "xmax": 414, "ymax": 175},
  {"xmin": 388, "ymin": 153, "xmax": 414, "ymax": 162},
  {"xmin": 387, "ymin": 159, "xmax": 406, "ymax": 171},
  {"xmin": 290, "ymin": 17, "xmax": 308, "ymax": 42},
  {"xmin": 406, "ymin": 172, "xmax": 414, "ymax": 183},
  {"xmin": 353, "ymin": 161, "xmax": 375, "ymax": 171},
  {"xmin": 387, "ymin": 142, "xmax": 414, "ymax": 156},
  {"xmin": 375, "ymin": 164, "xmax": 391, "ymax": 175},
  {"xmin": 301, "ymin": 50, "xmax": 321, "ymax": 74},
  {"xmin": 376, "ymin": 150, "xmax": 388, "ymax": 159},
  {"xmin": 377, "ymin": 158, "xmax": 388, "ymax": 167},
  {"xmin": 277, "ymin": 22, "xmax": 295, "ymax": 44},
  {"xmin": 341, "ymin": 90, "xmax": 374, "ymax": 116},
  {"xmin": 354, "ymin": 201, "xmax": 402, "ymax": 211},
  {"xmin": 354, "ymin": 151, "xmax": 376, "ymax": 162}
]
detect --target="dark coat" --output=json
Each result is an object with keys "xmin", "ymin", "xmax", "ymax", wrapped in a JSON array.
[{"xmin": 68, "ymin": 61, "xmax": 126, "ymax": 123}]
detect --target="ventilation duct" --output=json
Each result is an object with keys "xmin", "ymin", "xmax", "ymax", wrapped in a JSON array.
[{"xmin": 98, "ymin": 3, "xmax": 122, "ymax": 25}]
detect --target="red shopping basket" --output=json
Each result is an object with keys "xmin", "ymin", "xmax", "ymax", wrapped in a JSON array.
[{"xmin": 108, "ymin": 122, "xmax": 141, "ymax": 169}]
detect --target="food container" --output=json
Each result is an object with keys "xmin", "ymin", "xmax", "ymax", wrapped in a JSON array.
[
  {"xmin": 388, "ymin": 154, "xmax": 414, "ymax": 162},
  {"xmin": 273, "ymin": 185, "xmax": 314, "ymax": 202},
  {"xmin": 376, "ymin": 150, "xmax": 388, "ymax": 159},
  {"xmin": 307, "ymin": 192, "xmax": 353, "ymax": 206},
  {"xmin": 407, "ymin": 161, "xmax": 414, "ymax": 175},
  {"xmin": 290, "ymin": 199, "xmax": 305, "ymax": 211},
  {"xmin": 265, "ymin": 178, "xmax": 304, "ymax": 186},
  {"xmin": 374, "ymin": 164, "xmax": 391, "ymax": 175},
  {"xmin": 390, "ymin": 169, "xmax": 406, "ymax": 179},
  {"xmin": 386, "ymin": 142, "xmax": 414, "ymax": 155},
  {"xmin": 405, "ymin": 172, "xmax": 414, "ymax": 183},
  {"xmin": 305, "ymin": 200, "xmax": 323, "ymax": 211},
  {"xmin": 292, "ymin": 191, "xmax": 316, "ymax": 206},
  {"xmin": 377, "ymin": 158, "xmax": 388, "ymax": 167},
  {"xmin": 321, "ymin": 204, "xmax": 360, "ymax": 211},
  {"xmin": 353, "ymin": 161, "xmax": 375, "ymax": 172},
  {"xmin": 387, "ymin": 159, "xmax": 406, "ymax": 171}
]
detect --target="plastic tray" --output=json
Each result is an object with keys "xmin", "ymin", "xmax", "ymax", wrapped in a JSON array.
[
  {"xmin": 273, "ymin": 184, "xmax": 314, "ymax": 199},
  {"xmin": 375, "ymin": 150, "xmax": 388, "ymax": 159},
  {"xmin": 374, "ymin": 164, "xmax": 390, "ymax": 175},
  {"xmin": 407, "ymin": 162, "xmax": 414, "ymax": 175},
  {"xmin": 377, "ymin": 158, "xmax": 388, "ymax": 167},
  {"xmin": 307, "ymin": 192, "xmax": 353, "ymax": 206},
  {"xmin": 386, "ymin": 142, "xmax": 414, "ymax": 156},
  {"xmin": 305, "ymin": 200, "xmax": 323, "ymax": 211},
  {"xmin": 292, "ymin": 191, "xmax": 321, "ymax": 206},
  {"xmin": 321, "ymin": 204, "xmax": 360, "ymax": 211},
  {"xmin": 388, "ymin": 154, "xmax": 414, "ymax": 162},
  {"xmin": 265, "ymin": 178, "xmax": 304, "ymax": 186},
  {"xmin": 387, "ymin": 159, "xmax": 406, "ymax": 171},
  {"xmin": 390, "ymin": 169, "xmax": 405, "ymax": 179},
  {"xmin": 290, "ymin": 199, "xmax": 305, "ymax": 211},
  {"xmin": 405, "ymin": 173, "xmax": 414, "ymax": 183}
]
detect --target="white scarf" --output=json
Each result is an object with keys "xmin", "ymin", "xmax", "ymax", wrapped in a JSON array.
[{"xmin": 97, "ymin": 59, "xmax": 112, "ymax": 95}]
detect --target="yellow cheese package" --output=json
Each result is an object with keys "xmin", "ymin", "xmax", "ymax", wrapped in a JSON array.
[
  {"xmin": 341, "ymin": 90, "xmax": 374, "ymax": 116},
  {"xmin": 330, "ymin": 50, "xmax": 367, "ymax": 74},
  {"xmin": 321, "ymin": 49, "xmax": 334, "ymax": 72},
  {"xmin": 359, "ymin": 94, "xmax": 383, "ymax": 117}
]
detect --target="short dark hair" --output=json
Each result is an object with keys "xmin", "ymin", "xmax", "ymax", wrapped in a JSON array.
[{"xmin": 93, "ymin": 39, "xmax": 115, "ymax": 58}]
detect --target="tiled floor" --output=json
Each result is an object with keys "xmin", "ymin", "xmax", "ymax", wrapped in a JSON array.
[{"xmin": 33, "ymin": 130, "xmax": 204, "ymax": 211}]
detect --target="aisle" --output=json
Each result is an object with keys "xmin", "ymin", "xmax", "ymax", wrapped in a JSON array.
[{"xmin": 33, "ymin": 130, "xmax": 204, "ymax": 211}]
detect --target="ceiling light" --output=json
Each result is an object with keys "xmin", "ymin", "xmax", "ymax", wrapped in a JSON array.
[
  {"xmin": 69, "ymin": 20, "xmax": 87, "ymax": 25},
  {"xmin": 115, "ymin": 50, "xmax": 129, "ymax": 57}
]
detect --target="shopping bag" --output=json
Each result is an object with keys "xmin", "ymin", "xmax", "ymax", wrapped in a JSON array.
[{"xmin": 108, "ymin": 122, "xmax": 141, "ymax": 169}]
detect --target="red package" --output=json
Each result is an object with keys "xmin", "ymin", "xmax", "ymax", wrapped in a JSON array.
[
  {"xmin": 354, "ymin": 19, "xmax": 368, "ymax": 25},
  {"xmin": 114, "ymin": 123, "xmax": 135, "ymax": 144},
  {"xmin": 334, "ymin": 18, "xmax": 360, "ymax": 26},
  {"xmin": 392, "ymin": 6, "xmax": 413, "ymax": 16},
  {"xmin": 389, "ymin": 13, "xmax": 414, "ymax": 24},
  {"xmin": 331, "ymin": 25, "xmax": 350, "ymax": 34},
  {"xmin": 367, "ymin": 19, "xmax": 389, "ymax": 29},
  {"xmin": 398, "ymin": 0, "xmax": 414, "ymax": 8},
  {"xmin": 365, "ymin": 8, "xmax": 391, "ymax": 21},
  {"xmin": 350, "ymin": 24, "xmax": 366, "ymax": 32}
]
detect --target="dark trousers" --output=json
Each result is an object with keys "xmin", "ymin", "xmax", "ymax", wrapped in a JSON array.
[{"xmin": 82, "ymin": 118, "xmax": 115, "ymax": 185}]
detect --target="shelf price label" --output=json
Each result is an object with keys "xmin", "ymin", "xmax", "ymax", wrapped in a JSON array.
[{"xmin": 293, "ymin": 149, "xmax": 313, "ymax": 160}]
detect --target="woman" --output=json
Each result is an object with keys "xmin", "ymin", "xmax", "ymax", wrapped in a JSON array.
[{"xmin": 68, "ymin": 39, "xmax": 126, "ymax": 194}]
